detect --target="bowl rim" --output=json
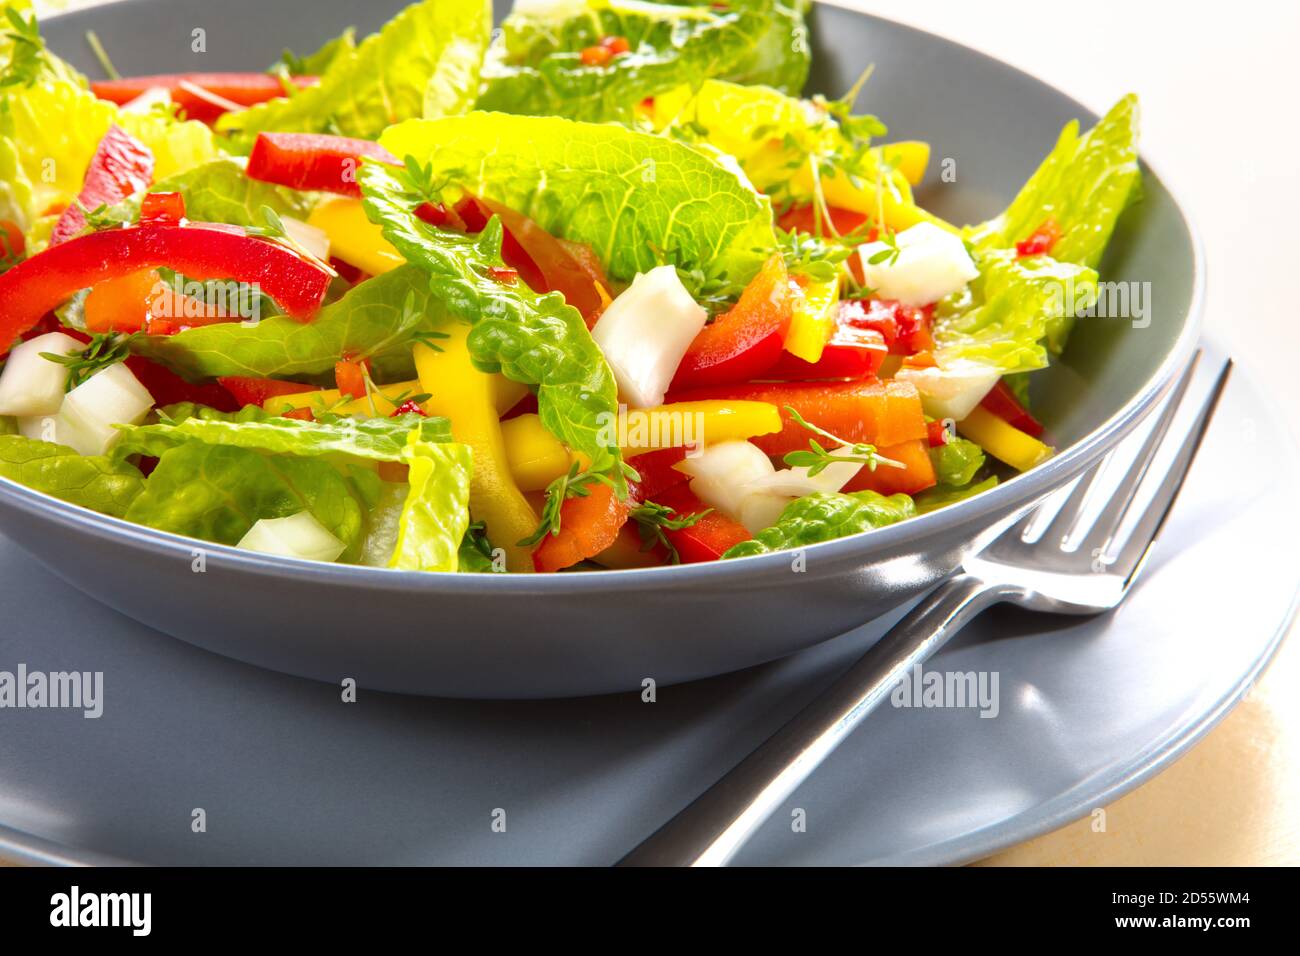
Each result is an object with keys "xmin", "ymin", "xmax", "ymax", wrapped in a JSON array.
[{"xmin": 1, "ymin": 0, "xmax": 1206, "ymax": 594}]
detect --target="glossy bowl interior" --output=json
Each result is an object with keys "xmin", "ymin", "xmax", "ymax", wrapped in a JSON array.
[{"xmin": 0, "ymin": 0, "xmax": 1201, "ymax": 697}]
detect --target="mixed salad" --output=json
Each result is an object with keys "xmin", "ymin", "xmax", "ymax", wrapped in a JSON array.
[{"xmin": 0, "ymin": 0, "xmax": 1140, "ymax": 573}]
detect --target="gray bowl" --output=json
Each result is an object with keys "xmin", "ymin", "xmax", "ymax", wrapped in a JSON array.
[{"xmin": 0, "ymin": 0, "xmax": 1201, "ymax": 698}]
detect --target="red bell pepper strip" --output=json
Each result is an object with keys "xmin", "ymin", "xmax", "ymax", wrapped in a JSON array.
[
  {"xmin": 246, "ymin": 133, "xmax": 400, "ymax": 198},
  {"xmin": 125, "ymin": 355, "xmax": 240, "ymax": 412},
  {"xmin": 666, "ymin": 380, "xmax": 928, "ymax": 458},
  {"xmin": 979, "ymin": 379, "xmax": 1044, "ymax": 437},
  {"xmin": 580, "ymin": 35, "xmax": 631, "ymax": 67},
  {"xmin": 0, "ymin": 222, "xmax": 332, "ymax": 354},
  {"xmin": 218, "ymin": 376, "xmax": 319, "ymax": 408},
  {"xmin": 1015, "ymin": 218, "xmax": 1063, "ymax": 258},
  {"xmin": 765, "ymin": 325, "xmax": 887, "ymax": 382},
  {"xmin": 454, "ymin": 196, "xmax": 607, "ymax": 326},
  {"xmin": 91, "ymin": 73, "xmax": 317, "ymax": 123},
  {"xmin": 838, "ymin": 298, "xmax": 934, "ymax": 355},
  {"xmin": 651, "ymin": 483, "xmax": 751, "ymax": 563},
  {"xmin": 139, "ymin": 191, "xmax": 186, "ymax": 225},
  {"xmin": 670, "ymin": 255, "xmax": 792, "ymax": 390},
  {"xmin": 841, "ymin": 438, "xmax": 937, "ymax": 496},
  {"xmin": 50, "ymin": 125, "xmax": 154, "ymax": 246},
  {"xmin": 334, "ymin": 358, "xmax": 369, "ymax": 400},
  {"xmin": 532, "ymin": 483, "xmax": 630, "ymax": 573},
  {"xmin": 777, "ymin": 203, "xmax": 876, "ymax": 240},
  {"xmin": 625, "ymin": 447, "xmax": 690, "ymax": 503}
]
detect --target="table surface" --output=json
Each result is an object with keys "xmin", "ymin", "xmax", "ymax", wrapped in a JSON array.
[{"xmin": 14, "ymin": 0, "xmax": 1299, "ymax": 867}]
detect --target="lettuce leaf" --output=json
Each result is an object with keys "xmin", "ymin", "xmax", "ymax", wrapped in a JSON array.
[
  {"xmin": 117, "ymin": 405, "xmax": 471, "ymax": 571},
  {"xmin": 130, "ymin": 264, "xmax": 447, "ymax": 382},
  {"xmin": 0, "ymin": 434, "xmax": 145, "ymax": 517},
  {"xmin": 114, "ymin": 404, "xmax": 452, "ymax": 460},
  {"xmin": 378, "ymin": 111, "xmax": 776, "ymax": 287},
  {"xmin": 0, "ymin": 68, "xmax": 214, "ymax": 238},
  {"xmin": 723, "ymin": 490, "xmax": 915, "ymax": 558},
  {"xmin": 966, "ymin": 95, "xmax": 1141, "ymax": 270},
  {"xmin": 124, "ymin": 441, "xmax": 375, "ymax": 558},
  {"xmin": 478, "ymin": 0, "xmax": 809, "ymax": 122},
  {"xmin": 360, "ymin": 159, "xmax": 625, "ymax": 486},
  {"xmin": 930, "ymin": 436, "xmax": 985, "ymax": 488},
  {"xmin": 933, "ymin": 249, "xmax": 1098, "ymax": 374},
  {"xmin": 217, "ymin": 0, "xmax": 491, "ymax": 144},
  {"xmin": 137, "ymin": 157, "xmax": 316, "ymax": 227},
  {"xmin": 274, "ymin": 27, "xmax": 357, "ymax": 77}
]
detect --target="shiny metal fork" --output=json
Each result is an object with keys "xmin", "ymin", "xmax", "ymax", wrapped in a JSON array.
[{"xmin": 619, "ymin": 354, "xmax": 1231, "ymax": 867}]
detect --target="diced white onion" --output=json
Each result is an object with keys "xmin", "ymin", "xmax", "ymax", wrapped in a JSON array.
[
  {"xmin": 55, "ymin": 362, "xmax": 154, "ymax": 456},
  {"xmin": 895, "ymin": 359, "xmax": 1001, "ymax": 421},
  {"xmin": 743, "ymin": 449, "xmax": 865, "ymax": 498},
  {"xmin": 236, "ymin": 511, "xmax": 346, "ymax": 563},
  {"xmin": 736, "ymin": 491, "xmax": 791, "ymax": 535},
  {"xmin": 591, "ymin": 265, "xmax": 707, "ymax": 408},
  {"xmin": 858, "ymin": 221, "xmax": 979, "ymax": 307},
  {"xmin": 676, "ymin": 440, "xmax": 780, "ymax": 525},
  {"xmin": 0, "ymin": 332, "xmax": 85, "ymax": 416}
]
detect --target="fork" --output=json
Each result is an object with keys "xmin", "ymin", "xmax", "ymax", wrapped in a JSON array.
[{"xmin": 619, "ymin": 353, "xmax": 1231, "ymax": 867}]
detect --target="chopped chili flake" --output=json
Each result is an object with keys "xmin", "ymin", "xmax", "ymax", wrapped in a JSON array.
[
  {"xmin": 1015, "ymin": 218, "xmax": 1063, "ymax": 258},
  {"xmin": 390, "ymin": 399, "xmax": 428, "ymax": 418},
  {"xmin": 485, "ymin": 265, "xmax": 520, "ymax": 285}
]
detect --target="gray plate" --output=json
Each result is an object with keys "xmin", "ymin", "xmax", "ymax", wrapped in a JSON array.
[
  {"xmin": 0, "ymin": 346, "xmax": 1294, "ymax": 866},
  {"xmin": 0, "ymin": 0, "xmax": 1204, "ymax": 698}
]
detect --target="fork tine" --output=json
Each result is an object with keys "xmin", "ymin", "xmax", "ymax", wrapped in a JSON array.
[
  {"xmin": 1107, "ymin": 359, "xmax": 1233, "ymax": 583},
  {"xmin": 1070, "ymin": 353, "xmax": 1204, "ymax": 554}
]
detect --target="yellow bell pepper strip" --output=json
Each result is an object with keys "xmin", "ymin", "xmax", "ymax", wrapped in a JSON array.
[
  {"xmin": 783, "ymin": 274, "xmax": 840, "ymax": 363},
  {"xmin": 796, "ymin": 164, "xmax": 955, "ymax": 234},
  {"xmin": 615, "ymin": 401, "xmax": 782, "ymax": 457},
  {"xmin": 307, "ymin": 197, "xmax": 405, "ymax": 276},
  {"xmin": 500, "ymin": 414, "xmax": 577, "ymax": 492},
  {"xmin": 415, "ymin": 327, "xmax": 538, "ymax": 571},
  {"xmin": 875, "ymin": 141, "xmax": 930, "ymax": 187},
  {"xmin": 957, "ymin": 406, "xmax": 1054, "ymax": 472}
]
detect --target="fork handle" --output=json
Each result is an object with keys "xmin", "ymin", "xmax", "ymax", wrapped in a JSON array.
[{"xmin": 617, "ymin": 573, "xmax": 1006, "ymax": 867}]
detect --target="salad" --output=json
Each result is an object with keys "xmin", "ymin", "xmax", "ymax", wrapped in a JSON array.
[{"xmin": 0, "ymin": 0, "xmax": 1140, "ymax": 574}]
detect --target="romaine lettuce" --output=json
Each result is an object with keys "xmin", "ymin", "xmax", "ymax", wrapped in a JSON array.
[
  {"xmin": 217, "ymin": 0, "xmax": 491, "ymax": 143},
  {"xmin": 930, "ymin": 435, "xmax": 985, "ymax": 488},
  {"xmin": 131, "ymin": 265, "xmax": 447, "ymax": 382},
  {"xmin": 116, "ymin": 405, "xmax": 471, "ymax": 571},
  {"xmin": 360, "ymin": 158, "xmax": 626, "ymax": 489},
  {"xmin": 966, "ymin": 95, "xmax": 1141, "ymax": 270},
  {"xmin": 378, "ymin": 111, "xmax": 776, "ymax": 287},
  {"xmin": 0, "ymin": 434, "xmax": 145, "ymax": 517},
  {"xmin": 723, "ymin": 489, "xmax": 915, "ymax": 558},
  {"xmin": 478, "ymin": 0, "xmax": 810, "ymax": 122},
  {"xmin": 933, "ymin": 249, "xmax": 1098, "ymax": 374}
]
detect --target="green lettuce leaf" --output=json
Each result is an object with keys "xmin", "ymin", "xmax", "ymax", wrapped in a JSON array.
[
  {"xmin": 124, "ymin": 441, "xmax": 374, "ymax": 557},
  {"xmin": 378, "ymin": 111, "xmax": 776, "ymax": 287},
  {"xmin": 114, "ymin": 404, "xmax": 452, "ymax": 460},
  {"xmin": 274, "ymin": 27, "xmax": 358, "ymax": 77},
  {"xmin": 138, "ymin": 157, "xmax": 316, "ymax": 227},
  {"xmin": 933, "ymin": 249, "xmax": 1098, "ymax": 374},
  {"xmin": 966, "ymin": 95, "xmax": 1141, "ymax": 270},
  {"xmin": 930, "ymin": 436, "xmax": 985, "ymax": 488},
  {"xmin": 0, "ymin": 434, "xmax": 145, "ymax": 517},
  {"xmin": 130, "ymin": 265, "xmax": 447, "ymax": 382},
  {"xmin": 0, "ymin": 57, "xmax": 215, "ymax": 238},
  {"xmin": 913, "ymin": 476, "xmax": 998, "ymax": 515},
  {"xmin": 118, "ymin": 406, "xmax": 471, "ymax": 570},
  {"xmin": 478, "ymin": 0, "xmax": 809, "ymax": 122},
  {"xmin": 723, "ymin": 490, "xmax": 915, "ymax": 558},
  {"xmin": 360, "ymin": 159, "xmax": 626, "ymax": 486},
  {"xmin": 217, "ymin": 0, "xmax": 491, "ymax": 143}
]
